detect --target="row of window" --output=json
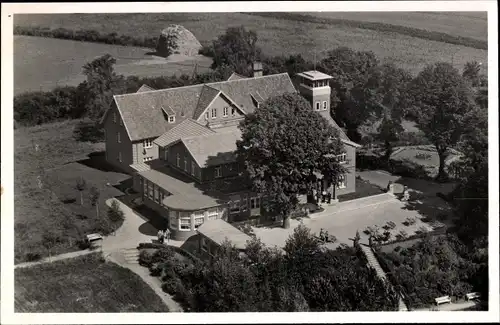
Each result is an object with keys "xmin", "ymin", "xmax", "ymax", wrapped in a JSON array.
[
  {"xmin": 175, "ymin": 153, "xmax": 199, "ymax": 177},
  {"xmin": 301, "ymin": 79, "xmax": 329, "ymax": 88},
  {"xmin": 205, "ymin": 107, "xmax": 236, "ymax": 120},
  {"xmin": 229, "ymin": 196, "xmax": 261, "ymax": 215},
  {"xmin": 315, "ymin": 101, "xmax": 329, "ymax": 111},
  {"xmin": 143, "ymin": 178, "xmax": 169, "ymax": 206},
  {"xmin": 170, "ymin": 209, "xmax": 219, "ymax": 231}
]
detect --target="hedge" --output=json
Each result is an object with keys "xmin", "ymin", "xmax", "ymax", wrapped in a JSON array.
[{"xmin": 14, "ymin": 26, "xmax": 158, "ymax": 49}]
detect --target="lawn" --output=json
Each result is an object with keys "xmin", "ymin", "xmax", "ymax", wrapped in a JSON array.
[
  {"xmin": 14, "ymin": 119, "xmax": 130, "ymax": 263},
  {"xmin": 15, "ymin": 253, "xmax": 169, "ymax": 312},
  {"xmin": 14, "ymin": 35, "xmax": 212, "ymax": 95},
  {"xmin": 14, "ymin": 13, "xmax": 487, "ymax": 85}
]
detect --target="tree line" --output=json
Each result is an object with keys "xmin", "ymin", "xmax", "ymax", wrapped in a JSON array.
[
  {"xmin": 140, "ymin": 225, "xmax": 400, "ymax": 311},
  {"xmin": 14, "ymin": 26, "xmax": 159, "ymax": 49}
]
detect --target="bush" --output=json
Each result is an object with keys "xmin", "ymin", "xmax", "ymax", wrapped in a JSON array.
[
  {"xmin": 76, "ymin": 239, "xmax": 91, "ymax": 250},
  {"xmin": 152, "ymin": 247, "xmax": 175, "ymax": 264},
  {"xmin": 25, "ymin": 251, "xmax": 42, "ymax": 262},
  {"xmin": 107, "ymin": 200, "xmax": 124, "ymax": 222},
  {"xmin": 138, "ymin": 250, "xmax": 154, "ymax": 267}
]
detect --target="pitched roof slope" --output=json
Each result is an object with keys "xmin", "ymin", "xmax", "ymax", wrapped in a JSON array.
[
  {"xmin": 197, "ymin": 219, "xmax": 252, "ymax": 250},
  {"xmin": 154, "ymin": 118, "xmax": 216, "ymax": 147},
  {"xmin": 192, "ymin": 85, "xmax": 221, "ymax": 120},
  {"xmin": 181, "ymin": 128, "xmax": 242, "ymax": 167},
  {"xmin": 137, "ymin": 84, "xmax": 156, "ymax": 93},
  {"xmin": 114, "ymin": 73, "xmax": 295, "ymax": 141}
]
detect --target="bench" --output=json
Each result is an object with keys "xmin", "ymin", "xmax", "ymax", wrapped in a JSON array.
[
  {"xmin": 435, "ymin": 296, "xmax": 451, "ymax": 305},
  {"xmin": 466, "ymin": 292, "xmax": 480, "ymax": 301},
  {"xmin": 86, "ymin": 233, "xmax": 103, "ymax": 246}
]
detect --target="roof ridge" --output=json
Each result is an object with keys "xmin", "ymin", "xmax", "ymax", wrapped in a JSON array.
[{"xmin": 114, "ymin": 73, "xmax": 292, "ymax": 98}]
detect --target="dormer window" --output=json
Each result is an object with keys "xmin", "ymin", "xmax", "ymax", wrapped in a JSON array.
[{"xmin": 168, "ymin": 115, "xmax": 175, "ymax": 123}]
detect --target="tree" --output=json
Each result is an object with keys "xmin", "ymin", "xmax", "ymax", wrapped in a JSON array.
[
  {"xmin": 376, "ymin": 115, "xmax": 404, "ymax": 164},
  {"xmin": 462, "ymin": 61, "xmax": 482, "ymax": 87},
  {"xmin": 81, "ymin": 54, "xmax": 126, "ymax": 122},
  {"xmin": 107, "ymin": 199, "xmax": 125, "ymax": 223},
  {"xmin": 263, "ymin": 54, "xmax": 313, "ymax": 76},
  {"xmin": 89, "ymin": 186, "xmax": 101, "ymax": 217},
  {"xmin": 318, "ymin": 47, "xmax": 381, "ymax": 141},
  {"xmin": 236, "ymin": 93, "xmax": 345, "ymax": 228},
  {"xmin": 211, "ymin": 26, "xmax": 262, "ymax": 76},
  {"xmin": 406, "ymin": 62, "xmax": 477, "ymax": 181},
  {"xmin": 75, "ymin": 177, "xmax": 86, "ymax": 205},
  {"xmin": 155, "ymin": 32, "xmax": 179, "ymax": 58},
  {"xmin": 42, "ymin": 231, "xmax": 61, "ymax": 261}
]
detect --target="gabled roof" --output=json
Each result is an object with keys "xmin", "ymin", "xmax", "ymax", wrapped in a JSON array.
[
  {"xmin": 113, "ymin": 73, "xmax": 295, "ymax": 141},
  {"xmin": 137, "ymin": 84, "xmax": 156, "ymax": 93},
  {"xmin": 193, "ymin": 85, "xmax": 221, "ymax": 120},
  {"xmin": 161, "ymin": 105, "xmax": 176, "ymax": 116},
  {"xmin": 227, "ymin": 72, "xmax": 246, "ymax": 81},
  {"xmin": 154, "ymin": 118, "xmax": 216, "ymax": 147},
  {"xmin": 181, "ymin": 128, "xmax": 242, "ymax": 167}
]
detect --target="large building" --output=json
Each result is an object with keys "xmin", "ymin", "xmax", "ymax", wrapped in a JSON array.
[{"xmin": 102, "ymin": 65, "xmax": 360, "ymax": 240}]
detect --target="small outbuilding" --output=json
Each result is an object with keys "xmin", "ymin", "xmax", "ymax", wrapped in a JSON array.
[{"xmin": 196, "ymin": 219, "xmax": 253, "ymax": 259}]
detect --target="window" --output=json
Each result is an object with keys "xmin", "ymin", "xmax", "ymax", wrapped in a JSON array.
[
  {"xmin": 231, "ymin": 107, "xmax": 236, "ymax": 116},
  {"xmin": 184, "ymin": 156, "xmax": 188, "ymax": 171},
  {"xmin": 215, "ymin": 166, "xmax": 222, "ymax": 178},
  {"xmin": 250, "ymin": 197, "xmax": 261, "ymax": 210},
  {"xmin": 176, "ymin": 153, "xmax": 180, "ymax": 167},
  {"xmin": 154, "ymin": 185, "xmax": 160, "ymax": 203},
  {"xmin": 207, "ymin": 209, "xmax": 219, "ymax": 220},
  {"xmin": 337, "ymin": 153, "xmax": 347, "ymax": 164},
  {"xmin": 119, "ymin": 117, "xmax": 123, "ymax": 126},
  {"xmin": 113, "ymin": 112, "xmax": 117, "ymax": 123},
  {"xmin": 191, "ymin": 161, "xmax": 196, "ymax": 176},
  {"xmin": 143, "ymin": 179, "xmax": 147, "ymax": 195},
  {"xmin": 118, "ymin": 152, "xmax": 122, "ymax": 162},
  {"xmin": 180, "ymin": 215, "xmax": 191, "ymax": 231},
  {"xmin": 337, "ymin": 174, "xmax": 347, "ymax": 189},
  {"xmin": 148, "ymin": 181, "xmax": 154, "ymax": 199},
  {"xmin": 194, "ymin": 214, "xmax": 205, "ymax": 229},
  {"xmin": 323, "ymin": 101, "xmax": 328, "ymax": 110},
  {"xmin": 164, "ymin": 148, "xmax": 168, "ymax": 161},
  {"xmin": 143, "ymin": 139, "xmax": 152, "ymax": 149},
  {"xmin": 223, "ymin": 107, "xmax": 228, "ymax": 117},
  {"xmin": 117, "ymin": 132, "xmax": 121, "ymax": 143},
  {"xmin": 159, "ymin": 190, "xmax": 165, "ymax": 206},
  {"xmin": 229, "ymin": 201, "xmax": 240, "ymax": 215},
  {"xmin": 205, "ymin": 111, "xmax": 209, "ymax": 120},
  {"xmin": 315, "ymin": 102, "xmax": 320, "ymax": 111},
  {"xmin": 143, "ymin": 156, "xmax": 153, "ymax": 162},
  {"xmin": 240, "ymin": 198, "xmax": 248, "ymax": 212},
  {"xmin": 168, "ymin": 115, "xmax": 175, "ymax": 123},
  {"xmin": 211, "ymin": 108, "xmax": 217, "ymax": 119},
  {"xmin": 104, "ymin": 129, "xmax": 106, "ymax": 141}
]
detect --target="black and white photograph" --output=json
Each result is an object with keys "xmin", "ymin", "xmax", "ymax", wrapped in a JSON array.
[{"xmin": 1, "ymin": 1, "xmax": 498, "ymax": 323}]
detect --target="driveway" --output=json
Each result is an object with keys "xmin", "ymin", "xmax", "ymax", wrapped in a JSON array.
[{"xmin": 252, "ymin": 193, "xmax": 440, "ymax": 250}]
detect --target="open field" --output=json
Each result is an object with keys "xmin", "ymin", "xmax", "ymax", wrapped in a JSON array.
[
  {"xmin": 14, "ymin": 35, "xmax": 212, "ymax": 95},
  {"xmin": 15, "ymin": 253, "xmax": 169, "ymax": 312},
  {"xmin": 15, "ymin": 13, "xmax": 487, "ymax": 90},
  {"xmin": 14, "ymin": 119, "xmax": 130, "ymax": 263},
  {"xmin": 300, "ymin": 11, "xmax": 487, "ymax": 42}
]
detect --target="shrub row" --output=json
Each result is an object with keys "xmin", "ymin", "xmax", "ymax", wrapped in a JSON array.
[
  {"xmin": 245, "ymin": 12, "xmax": 487, "ymax": 50},
  {"xmin": 14, "ymin": 26, "xmax": 158, "ymax": 49}
]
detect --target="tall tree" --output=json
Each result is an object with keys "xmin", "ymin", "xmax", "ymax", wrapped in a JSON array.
[
  {"xmin": 318, "ymin": 47, "xmax": 381, "ymax": 141},
  {"xmin": 81, "ymin": 54, "xmax": 126, "ymax": 122},
  {"xmin": 236, "ymin": 93, "xmax": 345, "ymax": 228},
  {"xmin": 89, "ymin": 186, "xmax": 101, "ymax": 217},
  {"xmin": 406, "ymin": 62, "xmax": 477, "ymax": 181},
  {"xmin": 75, "ymin": 177, "xmax": 86, "ymax": 206},
  {"xmin": 211, "ymin": 26, "xmax": 262, "ymax": 76}
]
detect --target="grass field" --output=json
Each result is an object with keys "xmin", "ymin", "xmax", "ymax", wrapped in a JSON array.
[
  {"xmin": 15, "ymin": 253, "xmax": 169, "ymax": 312},
  {"xmin": 301, "ymin": 11, "xmax": 487, "ymax": 42},
  {"xmin": 14, "ymin": 13, "xmax": 487, "ymax": 91},
  {"xmin": 14, "ymin": 119, "xmax": 130, "ymax": 263},
  {"xmin": 14, "ymin": 35, "xmax": 212, "ymax": 95}
]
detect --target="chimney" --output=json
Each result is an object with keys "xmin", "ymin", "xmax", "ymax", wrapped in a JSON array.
[{"xmin": 252, "ymin": 61, "xmax": 263, "ymax": 78}]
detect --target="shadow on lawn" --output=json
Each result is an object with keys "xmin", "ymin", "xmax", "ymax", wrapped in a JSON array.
[
  {"xmin": 73, "ymin": 120, "xmax": 104, "ymax": 143},
  {"xmin": 76, "ymin": 151, "xmax": 124, "ymax": 174}
]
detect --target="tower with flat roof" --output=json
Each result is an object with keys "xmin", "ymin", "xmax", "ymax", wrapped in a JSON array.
[{"xmin": 296, "ymin": 70, "xmax": 333, "ymax": 121}]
